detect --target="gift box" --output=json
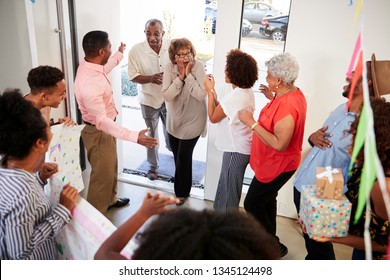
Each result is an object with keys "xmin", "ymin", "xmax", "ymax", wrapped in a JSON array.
[
  {"xmin": 316, "ymin": 166, "xmax": 344, "ymax": 200},
  {"xmin": 299, "ymin": 185, "xmax": 351, "ymax": 238}
]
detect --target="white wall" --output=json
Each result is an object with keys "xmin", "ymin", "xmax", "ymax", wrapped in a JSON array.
[
  {"xmin": 0, "ymin": 0, "xmax": 32, "ymax": 93},
  {"xmin": 287, "ymin": 0, "xmax": 390, "ymax": 138},
  {"xmin": 0, "ymin": 0, "xmax": 69, "ymax": 122}
]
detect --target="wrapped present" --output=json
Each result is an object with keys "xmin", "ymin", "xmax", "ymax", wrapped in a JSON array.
[
  {"xmin": 316, "ymin": 166, "xmax": 344, "ymax": 200},
  {"xmin": 299, "ymin": 185, "xmax": 351, "ymax": 238}
]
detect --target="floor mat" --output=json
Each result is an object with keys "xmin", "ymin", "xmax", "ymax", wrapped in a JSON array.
[
  {"xmin": 122, "ymin": 168, "xmax": 204, "ymax": 189},
  {"xmin": 136, "ymin": 153, "xmax": 206, "ymax": 183}
]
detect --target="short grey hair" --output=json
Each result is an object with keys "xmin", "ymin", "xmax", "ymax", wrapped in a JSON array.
[
  {"xmin": 145, "ymin": 19, "xmax": 164, "ymax": 30},
  {"xmin": 265, "ymin": 53, "xmax": 299, "ymax": 86}
]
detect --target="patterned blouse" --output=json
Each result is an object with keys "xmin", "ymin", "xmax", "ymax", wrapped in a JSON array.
[{"xmin": 346, "ymin": 168, "xmax": 390, "ymax": 260}]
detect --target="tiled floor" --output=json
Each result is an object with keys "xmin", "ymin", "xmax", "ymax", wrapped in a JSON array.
[{"xmin": 105, "ymin": 181, "xmax": 353, "ymax": 260}]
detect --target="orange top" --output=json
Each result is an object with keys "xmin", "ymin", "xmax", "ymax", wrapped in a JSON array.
[{"xmin": 250, "ymin": 88, "xmax": 307, "ymax": 183}]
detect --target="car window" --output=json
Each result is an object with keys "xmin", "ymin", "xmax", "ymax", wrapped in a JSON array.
[
  {"xmin": 258, "ymin": 4, "xmax": 269, "ymax": 11},
  {"xmin": 245, "ymin": 3, "xmax": 255, "ymax": 10}
]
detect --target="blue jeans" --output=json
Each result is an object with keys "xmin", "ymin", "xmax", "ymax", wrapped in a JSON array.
[{"xmin": 141, "ymin": 103, "xmax": 170, "ymax": 171}]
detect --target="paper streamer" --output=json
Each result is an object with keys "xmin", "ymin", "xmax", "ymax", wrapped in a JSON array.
[
  {"xmin": 346, "ymin": 51, "xmax": 363, "ymax": 111},
  {"xmin": 346, "ymin": 32, "xmax": 361, "ymax": 78},
  {"xmin": 347, "ymin": 38, "xmax": 390, "ymax": 258},
  {"xmin": 351, "ymin": 0, "xmax": 363, "ymax": 30}
]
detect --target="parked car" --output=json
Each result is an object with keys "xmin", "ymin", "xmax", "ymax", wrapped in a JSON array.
[
  {"xmin": 241, "ymin": 18, "xmax": 253, "ymax": 37},
  {"xmin": 204, "ymin": 6, "xmax": 217, "ymax": 33},
  {"xmin": 205, "ymin": 6, "xmax": 217, "ymax": 22},
  {"xmin": 259, "ymin": 15, "xmax": 289, "ymax": 41},
  {"xmin": 204, "ymin": 7, "xmax": 253, "ymax": 37},
  {"xmin": 243, "ymin": 2, "xmax": 281, "ymax": 24}
]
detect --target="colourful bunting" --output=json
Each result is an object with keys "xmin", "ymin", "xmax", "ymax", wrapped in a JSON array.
[
  {"xmin": 346, "ymin": 50, "xmax": 363, "ymax": 110},
  {"xmin": 352, "ymin": 0, "xmax": 363, "ymax": 29},
  {"xmin": 346, "ymin": 32, "xmax": 361, "ymax": 78},
  {"xmin": 347, "ymin": 0, "xmax": 390, "ymax": 259}
]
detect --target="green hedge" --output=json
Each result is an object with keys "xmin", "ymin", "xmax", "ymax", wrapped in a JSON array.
[{"xmin": 121, "ymin": 65, "xmax": 138, "ymax": 96}]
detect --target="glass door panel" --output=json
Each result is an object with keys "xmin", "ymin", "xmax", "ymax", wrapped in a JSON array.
[{"xmin": 240, "ymin": 0, "xmax": 292, "ymax": 186}]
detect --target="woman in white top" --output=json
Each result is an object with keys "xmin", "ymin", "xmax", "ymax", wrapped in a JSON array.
[{"xmin": 204, "ymin": 49, "xmax": 258, "ymax": 211}]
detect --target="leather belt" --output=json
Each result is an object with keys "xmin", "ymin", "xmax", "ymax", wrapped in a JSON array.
[
  {"xmin": 84, "ymin": 121, "xmax": 95, "ymax": 126},
  {"xmin": 84, "ymin": 118, "xmax": 116, "ymax": 126}
]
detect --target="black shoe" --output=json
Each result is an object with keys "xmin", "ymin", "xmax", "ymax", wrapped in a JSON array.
[
  {"xmin": 279, "ymin": 242, "xmax": 288, "ymax": 257},
  {"xmin": 147, "ymin": 170, "xmax": 157, "ymax": 180},
  {"xmin": 108, "ymin": 197, "xmax": 130, "ymax": 209},
  {"xmin": 176, "ymin": 197, "xmax": 188, "ymax": 207}
]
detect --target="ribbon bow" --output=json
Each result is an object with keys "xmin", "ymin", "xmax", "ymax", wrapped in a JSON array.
[{"xmin": 316, "ymin": 166, "xmax": 340, "ymax": 183}]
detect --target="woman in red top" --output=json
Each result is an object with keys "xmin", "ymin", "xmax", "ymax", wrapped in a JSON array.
[{"xmin": 239, "ymin": 53, "xmax": 307, "ymax": 257}]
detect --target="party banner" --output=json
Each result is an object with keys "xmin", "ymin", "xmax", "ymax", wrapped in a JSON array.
[
  {"xmin": 45, "ymin": 124, "xmax": 136, "ymax": 259},
  {"xmin": 55, "ymin": 197, "xmax": 136, "ymax": 260},
  {"xmin": 46, "ymin": 124, "xmax": 85, "ymax": 205}
]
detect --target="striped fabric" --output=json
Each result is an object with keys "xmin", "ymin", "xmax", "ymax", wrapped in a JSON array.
[
  {"xmin": 213, "ymin": 152, "xmax": 250, "ymax": 211},
  {"xmin": 0, "ymin": 168, "xmax": 71, "ymax": 260}
]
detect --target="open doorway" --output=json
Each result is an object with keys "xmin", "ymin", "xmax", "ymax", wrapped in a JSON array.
[{"xmin": 119, "ymin": 0, "xmax": 216, "ymax": 198}]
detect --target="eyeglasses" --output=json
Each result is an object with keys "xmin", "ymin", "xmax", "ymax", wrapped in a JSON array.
[
  {"xmin": 175, "ymin": 52, "xmax": 192, "ymax": 58},
  {"xmin": 145, "ymin": 32, "xmax": 162, "ymax": 38}
]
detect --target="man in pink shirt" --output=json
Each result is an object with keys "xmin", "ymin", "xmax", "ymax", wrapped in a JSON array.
[{"xmin": 75, "ymin": 30, "xmax": 157, "ymax": 214}]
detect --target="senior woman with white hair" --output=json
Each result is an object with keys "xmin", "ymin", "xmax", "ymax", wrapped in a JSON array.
[{"xmin": 239, "ymin": 53, "xmax": 307, "ymax": 257}]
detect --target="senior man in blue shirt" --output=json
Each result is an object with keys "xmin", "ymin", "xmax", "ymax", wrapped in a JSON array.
[{"xmin": 293, "ymin": 64, "xmax": 376, "ymax": 260}]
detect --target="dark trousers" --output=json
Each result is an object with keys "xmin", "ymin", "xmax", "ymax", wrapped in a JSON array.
[
  {"xmin": 244, "ymin": 171, "xmax": 295, "ymax": 236},
  {"xmin": 351, "ymin": 249, "xmax": 365, "ymax": 260},
  {"xmin": 294, "ymin": 187, "xmax": 336, "ymax": 260},
  {"xmin": 168, "ymin": 133, "xmax": 200, "ymax": 198}
]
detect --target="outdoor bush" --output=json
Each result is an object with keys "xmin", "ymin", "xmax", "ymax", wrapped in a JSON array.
[{"xmin": 121, "ymin": 65, "xmax": 138, "ymax": 96}]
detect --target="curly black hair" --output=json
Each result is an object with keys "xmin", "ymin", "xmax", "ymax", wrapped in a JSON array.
[
  {"xmin": 132, "ymin": 208, "xmax": 280, "ymax": 260},
  {"xmin": 350, "ymin": 98, "xmax": 390, "ymax": 171},
  {"xmin": 82, "ymin": 30, "xmax": 110, "ymax": 57},
  {"xmin": 0, "ymin": 89, "xmax": 47, "ymax": 160},
  {"xmin": 27, "ymin": 65, "xmax": 64, "ymax": 94},
  {"xmin": 225, "ymin": 49, "xmax": 258, "ymax": 89}
]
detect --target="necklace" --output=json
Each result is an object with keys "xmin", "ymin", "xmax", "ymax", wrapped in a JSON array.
[{"xmin": 276, "ymin": 86, "xmax": 294, "ymax": 98}]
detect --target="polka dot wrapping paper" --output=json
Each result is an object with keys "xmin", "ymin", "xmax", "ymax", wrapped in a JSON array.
[{"xmin": 299, "ymin": 185, "xmax": 352, "ymax": 238}]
